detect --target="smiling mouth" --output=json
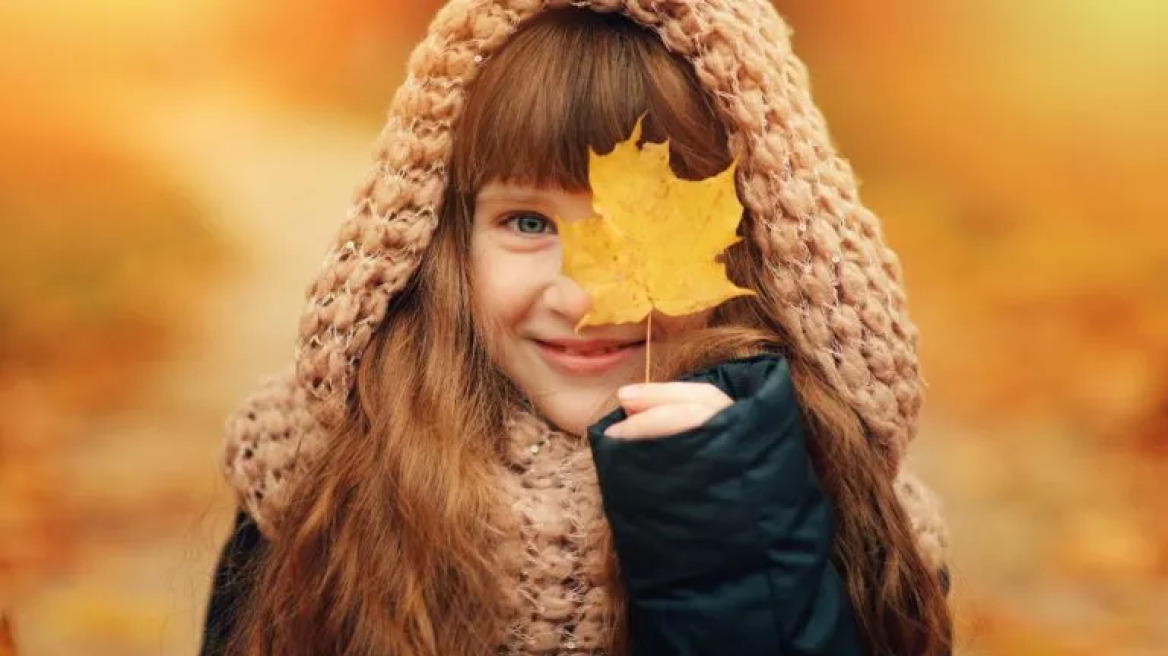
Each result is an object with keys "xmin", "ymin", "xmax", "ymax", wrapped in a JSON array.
[
  {"xmin": 538, "ymin": 341, "xmax": 644, "ymax": 356},
  {"xmin": 533, "ymin": 339, "xmax": 646, "ymax": 375}
]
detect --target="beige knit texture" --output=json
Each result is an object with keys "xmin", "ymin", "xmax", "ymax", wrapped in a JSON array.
[
  {"xmin": 497, "ymin": 412, "xmax": 612, "ymax": 653},
  {"xmin": 223, "ymin": 0, "xmax": 950, "ymax": 652}
]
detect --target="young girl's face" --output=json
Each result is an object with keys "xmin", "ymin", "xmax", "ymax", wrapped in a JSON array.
[{"xmin": 471, "ymin": 180, "xmax": 702, "ymax": 436}]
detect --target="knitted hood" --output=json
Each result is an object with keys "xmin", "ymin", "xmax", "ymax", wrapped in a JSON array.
[{"xmin": 223, "ymin": 0, "xmax": 947, "ymax": 564}]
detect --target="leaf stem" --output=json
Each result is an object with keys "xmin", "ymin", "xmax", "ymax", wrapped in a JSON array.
[{"xmin": 645, "ymin": 312, "xmax": 652, "ymax": 383}]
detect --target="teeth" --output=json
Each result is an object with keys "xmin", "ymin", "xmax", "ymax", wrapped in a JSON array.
[{"xmin": 562, "ymin": 345, "xmax": 625, "ymax": 356}]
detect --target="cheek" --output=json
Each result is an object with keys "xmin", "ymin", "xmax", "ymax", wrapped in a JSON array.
[{"xmin": 470, "ymin": 235, "xmax": 551, "ymax": 328}]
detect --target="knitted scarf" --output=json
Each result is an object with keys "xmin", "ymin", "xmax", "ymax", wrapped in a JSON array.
[{"xmin": 222, "ymin": 1, "xmax": 949, "ymax": 652}]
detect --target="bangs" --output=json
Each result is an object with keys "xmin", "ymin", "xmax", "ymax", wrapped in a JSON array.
[{"xmin": 451, "ymin": 8, "xmax": 730, "ymax": 194}]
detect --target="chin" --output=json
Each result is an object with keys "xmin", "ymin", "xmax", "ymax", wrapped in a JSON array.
[{"xmin": 535, "ymin": 392, "xmax": 622, "ymax": 438}]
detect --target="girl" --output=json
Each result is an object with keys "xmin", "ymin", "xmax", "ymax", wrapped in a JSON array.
[{"xmin": 202, "ymin": 2, "xmax": 952, "ymax": 655}]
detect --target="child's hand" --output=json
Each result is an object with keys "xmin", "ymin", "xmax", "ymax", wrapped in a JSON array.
[{"xmin": 604, "ymin": 382, "xmax": 733, "ymax": 439}]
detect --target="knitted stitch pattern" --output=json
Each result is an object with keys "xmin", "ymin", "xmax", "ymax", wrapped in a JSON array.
[{"xmin": 223, "ymin": 0, "xmax": 949, "ymax": 651}]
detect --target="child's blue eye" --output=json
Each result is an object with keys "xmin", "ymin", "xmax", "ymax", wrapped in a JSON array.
[{"xmin": 506, "ymin": 212, "xmax": 556, "ymax": 235}]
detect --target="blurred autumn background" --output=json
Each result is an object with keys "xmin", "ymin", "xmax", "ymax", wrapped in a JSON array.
[{"xmin": 1, "ymin": 0, "xmax": 1165, "ymax": 653}]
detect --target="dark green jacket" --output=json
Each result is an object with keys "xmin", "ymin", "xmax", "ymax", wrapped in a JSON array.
[
  {"xmin": 588, "ymin": 355, "xmax": 861, "ymax": 655},
  {"xmin": 201, "ymin": 356, "xmax": 863, "ymax": 655}
]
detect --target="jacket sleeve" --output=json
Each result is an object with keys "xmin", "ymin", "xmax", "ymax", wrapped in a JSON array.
[
  {"xmin": 588, "ymin": 355, "xmax": 863, "ymax": 656},
  {"xmin": 200, "ymin": 509, "xmax": 265, "ymax": 656}
]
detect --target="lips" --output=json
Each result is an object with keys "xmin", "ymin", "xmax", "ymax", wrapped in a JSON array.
[
  {"xmin": 538, "ymin": 339, "xmax": 643, "ymax": 355},
  {"xmin": 534, "ymin": 338, "xmax": 645, "ymax": 375}
]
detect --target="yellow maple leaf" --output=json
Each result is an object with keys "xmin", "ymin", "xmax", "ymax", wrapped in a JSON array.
[{"xmin": 555, "ymin": 117, "xmax": 753, "ymax": 330}]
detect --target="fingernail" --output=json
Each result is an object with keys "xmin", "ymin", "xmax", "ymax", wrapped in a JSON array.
[{"xmin": 604, "ymin": 423, "xmax": 626, "ymax": 438}]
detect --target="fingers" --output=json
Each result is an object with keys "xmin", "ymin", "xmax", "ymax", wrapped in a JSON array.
[
  {"xmin": 605, "ymin": 382, "xmax": 734, "ymax": 440},
  {"xmin": 604, "ymin": 402, "xmax": 717, "ymax": 440},
  {"xmin": 617, "ymin": 382, "xmax": 732, "ymax": 415}
]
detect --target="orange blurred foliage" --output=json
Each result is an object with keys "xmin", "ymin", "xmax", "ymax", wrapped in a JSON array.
[
  {"xmin": 0, "ymin": 614, "xmax": 15, "ymax": 656},
  {"xmin": 230, "ymin": 0, "xmax": 436, "ymax": 112},
  {"xmin": 0, "ymin": 84, "xmax": 227, "ymax": 611}
]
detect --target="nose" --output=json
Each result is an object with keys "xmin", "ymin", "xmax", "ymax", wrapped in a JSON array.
[{"xmin": 542, "ymin": 273, "xmax": 592, "ymax": 328}]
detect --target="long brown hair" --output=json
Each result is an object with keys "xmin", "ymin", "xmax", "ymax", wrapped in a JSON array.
[{"xmin": 229, "ymin": 8, "xmax": 951, "ymax": 655}]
